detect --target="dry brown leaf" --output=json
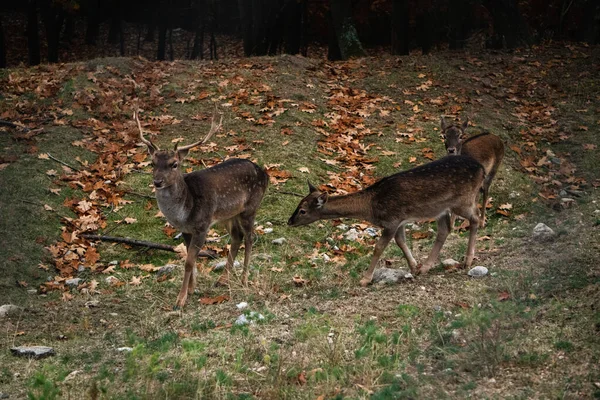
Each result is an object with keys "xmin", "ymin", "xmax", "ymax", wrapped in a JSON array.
[
  {"xmin": 44, "ymin": 204, "xmax": 54, "ymax": 211},
  {"xmin": 498, "ymin": 291, "xmax": 511, "ymax": 301},
  {"xmin": 138, "ymin": 264, "xmax": 160, "ymax": 272},
  {"xmin": 411, "ymin": 231, "xmax": 430, "ymax": 240},
  {"xmin": 199, "ymin": 295, "xmax": 229, "ymax": 305},
  {"xmin": 298, "ymin": 167, "xmax": 310, "ymax": 173},
  {"xmin": 124, "ymin": 217, "xmax": 137, "ymax": 224},
  {"xmin": 38, "ymin": 153, "xmax": 49, "ymax": 160},
  {"xmin": 130, "ymin": 276, "xmax": 142, "ymax": 286},
  {"xmin": 293, "ymin": 275, "xmax": 307, "ymax": 286}
]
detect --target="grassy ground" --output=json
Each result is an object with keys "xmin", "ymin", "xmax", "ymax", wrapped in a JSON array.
[{"xmin": 1, "ymin": 45, "xmax": 599, "ymax": 399}]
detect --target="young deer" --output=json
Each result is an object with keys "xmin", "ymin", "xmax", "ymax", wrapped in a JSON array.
[
  {"xmin": 288, "ymin": 156, "xmax": 484, "ymax": 286},
  {"xmin": 441, "ymin": 116, "xmax": 505, "ymax": 226},
  {"xmin": 136, "ymin": 111, "xmax": 268, "ymax": 309}
]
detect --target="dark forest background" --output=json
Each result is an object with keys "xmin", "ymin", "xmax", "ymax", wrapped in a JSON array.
[{"xmin": 0, "ymin": 0, "xmax": 599, "ymax": 68}]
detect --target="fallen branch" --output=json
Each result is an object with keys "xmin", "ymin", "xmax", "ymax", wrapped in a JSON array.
[
  {"xmin": 80, "ymin": 234, "xmax": 217, "ymax": 258},
  {"xmin": 0, "ymin": 120, "xmax": 29, "ymax": 132},
  {"xmin": 47, "ymin": 153, "xmax": 80, "ymax": 172}
]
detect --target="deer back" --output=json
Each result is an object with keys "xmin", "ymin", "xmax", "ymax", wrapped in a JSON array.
[
  {"xmin": 367, "ymin": 155, "xmax": 484, "ymax": 223},
  {"xmin": 460, "ymin": 133, "xmax": 505, "ymax": 176}
]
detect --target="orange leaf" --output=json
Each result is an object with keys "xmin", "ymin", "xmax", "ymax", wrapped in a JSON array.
[
  {"xmin": 411, "ymin": 231, "xmax": 430, "ymax": 240},
  {"xmin": 292, "ymin": 275, "xmax": 307, "ymax": 286},
  {"xmin": 85, "ymin": 247, "xmax": 100, "ymax": 265},
  {"xmin": 498, "ymin": 291, "xmax": 511, "ymax": 301},
  {"xmin": 199, "ymin": 295, "xmax": 229, "ymax": 305}
]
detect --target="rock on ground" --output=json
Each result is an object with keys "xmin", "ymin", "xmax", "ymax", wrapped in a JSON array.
[
  {"xmin": 212, "ymin": 260, "xmax": 241, "ymax": 272},
  {"xmin": 467, "ymin": 266, "xmax": 488, "ymax": 277},
  {"xmin": 157, "ymin": 264, "xmax": 177, "ymax": 276},
  {"xmin": 372, "ymin": 268, "xmax": 413, "ymax": 284},
  {"xmin": 11, "ymin": 346, "xmax": 55, "ymax": 359},
  {"xmin": 532, "ymin": 223, "xmax": 555, "ymax": 241},
  {"xmin": 0, "ymin": 304, "xmax": 23, "ymax": 318}
]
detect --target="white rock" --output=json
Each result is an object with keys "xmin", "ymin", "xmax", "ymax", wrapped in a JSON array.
[
  {"xmin": 468, "ymin": 266, "xmax": 488, "ymax": 277},
  {"xmin": 442, "ymin": 259, "xmax": 460, "ymax": 267},
  {"xmin": 364, "ymin": 227, "xmax": 378, "ymax": 237},
  {"xmin": 117, "ymin": 347, "xmax": 133, "ymax": 353},
  {"xmin": 236, "ymin": 302, "xmax": 248, "ymax": 310},
  {"xmin": 372, "ymin": 268, "xmax": 412, "ymax": 284},
  {"xmin": 65, "ymin": 278, "xmax": 82, "ymax": 287},
  {"xmin": 105, "ymin": 276, "xmax": 119, "ymax": 285},
  {"xmin": 11, "ymin": 346, "xmax": 55, "ymax": 359},
  {"xmin": 272, "ymin": 238, "xmax": 286, "ymax": 245},
  {"xmin": 0, "ymin": 304, "xmax": 23, "ymax": 318},
  {"xmin": 235, "ymin": 311, "xmax": 265, "ymax": 325},
  {"xmin": 322, "ymin": 254, "xmax": 331, "ymax": 262},
  {"xmin": 532, "ymin": 223, "xmax": 555, "ymax": 241},
  {"xmin": 212, "ymin": 260, "xmax": 240, "ymax": 272},
  {"xmin": 85, "ymin": 300, "xmax": 99, "ymax": 308},
  {"xmin": 157, "ymin": 264, "xmax": 177, "ymax": 276},
  {"xmin": 336, "ymin": 224, "xmax": 348, "ymax": 231},
  {"xmin": 344, "ymin": 228, "xmax": 360, "ymax": 241}
]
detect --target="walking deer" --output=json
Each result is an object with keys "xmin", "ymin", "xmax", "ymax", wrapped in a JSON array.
[
  {"xmin": 288, "ymin": 156, "xmax": 484, "ymax": 286},
  {"xmin": 441, "ymin": 116, "xmax": 505, "ymax": 226},
  {"xmin": 136, "ymin": 110, "xmax": 268, "ymax": 309}
]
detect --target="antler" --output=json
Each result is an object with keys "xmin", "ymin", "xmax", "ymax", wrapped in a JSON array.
[
  {"xmin": 134, "ymin": 108, "xmax": 159, "ymax": 152},
  {"xmin": 175, "ymin": 113, "xmax": 223, "ymax": 153}
]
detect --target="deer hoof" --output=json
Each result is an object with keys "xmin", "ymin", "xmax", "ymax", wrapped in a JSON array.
[{"xmin": 359, "ymin": 277, "xmax": 372, "ymax": 287}]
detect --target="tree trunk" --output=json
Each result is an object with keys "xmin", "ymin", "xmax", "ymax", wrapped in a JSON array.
[
  {"xmin": 27, "ymin": 0, "xmax": 41, "ymax": 66},
  {"xmin": 0, "ymin": 17, "xmax": 5, "ymax": 68},
  {"xmin": 327, "ymin": 10, "xmax": 342, "ymax": 60},
  {"xmin": 191, "ymin": 0, "xmax": 206, "ymax": 59},
  {"xmin": 329, "ymin": 0, "xmax": 366, "ymax": 60},
  {"xmin": 157, "ymin": 1, "xmax": 168, "ymax": 60},
  {"xmin": 251, "ymin": 0, "xmax": 267, "ymax": 56},
  {"xmin": 485, "ymin": 0, "xmax": 531, "ymax": 49},
  {"xmin": 85, "ymin": 0, "xmax": 100, "ymax": 45},
  {"xmin": 283, "ymin": 0, "xmax": 301, "ymax": 54},
  {"xmin": 579, "ymin": 0, "xmax": 600, "ymax": 44},
  {"xmin": 107, "ymin": 1, "xmax": 122, "ymax": 45},
  {"xmin": 238, "ymin": 0, "xmax": 254, "ymax": 56},
  {"xmin": 63, "ymin": 13, "xmax": 75, "ymax": 44},
  {"xmin": 448, "ymin": 0, "xmax": 471, "ymax": 49},
  {"xmin": 416, "ymin": 11, "xmax": 434, "ymax": 55},
  {"xmin": 40, "ymin": 0, "xmax": 59, "ymax": 63},
  {"xmin": 391, "ymin": 0, "xmax": 409, "ymax": 55},
  {"xmin": 266, "ymin": 0, "xmax": 282, "ymax": 55}
]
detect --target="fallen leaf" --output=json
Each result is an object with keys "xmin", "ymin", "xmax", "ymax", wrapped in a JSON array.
[
  {"xmin": 297, "ymin": 370, "xmax": 307, "ymax": 385},
  {"xmin": 44, "ymin": 204, "xmax": 54, "ymax": 211},
  {"xmin": 498, "ymin": 203, "xmax": 513, "ymax": 210},
  {"xmin": 124, "ymin": 217, "xmax": 137, "ymax": 224},
  {"xmin": 102, "ymin": 265, "xmax": 116, "ymax": 274},
  {"xmin": 498, "ymin": 291, "xmax": 511, "ymax": 301},
  {"xmin": 409, "ymin": 157, "xmax": 417, "ymax": 163},
  {"xmin": 49, "ymin": 188, "xmax": 61, "ymax": 195},
  {"xmin": 454, "ymin": 301, "xmax": 470, "ymax": 309},
  {"xmin": 270, "ymin": 267, "xmax": 283, "ymax": 272},
  {"xmin": 199, "ymin": 295, "xmax": 229, "ymax": 305},
  {"xmin": 583, "ymin": 143, "xmax": 597, "ymax": 150},
  {"xmin": 130, "ymin": 276, "xmax": 142, "ymax": 286},
  {"xmin": 292, "ymin": 275, "xmax": 307, "ymax": 286},
  {"xmin": 62, "ymin": 292, "xmax": 73, "ymax": 302},
  {"xmin": 46, "ymin": 169, "xmax": 57, "ymax": 176},
  {"xmin": 477, "ymin": 235, "xmax": 492, "ymax": 241},
  {"xmin": 411, "ymin": 231, "xmax": 430, "ymax": 240},
  {"xmin": 38, "ymin": 153, "xmax": 49, "ymax": 160},
  {"xmin": 138, "ymin": 264, "xmax": 160, "ymax": 272},
  {"xmin": 298, "ymin": 167, "xmax": 310, "ymax": 173}
]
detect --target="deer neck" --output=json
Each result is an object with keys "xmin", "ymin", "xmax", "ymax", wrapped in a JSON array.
[
  {"xmin": 320, "ymin": 192, "xmax": 373, "ymax": 222},
  {"xmin": 155, "ymin": 178, "xmax": 194, "ymax": 229}
]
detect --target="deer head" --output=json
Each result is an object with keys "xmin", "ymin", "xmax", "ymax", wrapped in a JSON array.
[
  {"xmin": 135, "ymin": 109, "xmax": 222, "ymax": 190},
  {"xmin": 441, "ymin": 116, "xmax": 468, "ymax": 155},
  {"xmin": 287, "ymin": 181, "xmax": 329, "ymax": 226}
]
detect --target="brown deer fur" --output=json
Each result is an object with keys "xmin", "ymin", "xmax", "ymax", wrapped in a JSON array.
[
  {"xmin": 288, "ymin": 156, "xmax": 484, "ymax": 286},
  {"xmin": 138, "ymin": 112, "xmax": 268, "ymax": 308},
  {"xmin": 441, "ymin": 116, "xmax": 505, "ymax": 226}
]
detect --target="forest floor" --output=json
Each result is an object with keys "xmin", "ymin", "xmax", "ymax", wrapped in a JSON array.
[{"xmin": 0, "ymin": 44, "xmax": 599, "ymax": 399}]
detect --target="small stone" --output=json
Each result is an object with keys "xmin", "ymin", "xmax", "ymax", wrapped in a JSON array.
[
  {"xmin": 109, "ymin": 260, "xmax": 119, "ymax": 265},
  {"xmin": 559, "ymin": 190, "xmax": 568, "ymax": 197},
  {"xmin": 263, "ymin": 227, "xmax": 273, "ymax": 234},
  {"xmin": 336, "ymin": 224, "xmax": 348, "ymax": 231},
  {"xmin": 272, "ymin": 237, "xmax": 286, "ymax": 245},
  {"xmin": 11, "ymin": 346, "xmax": 55, "ymax": 359},
  {"xmin": 371, "ymin": 268, "xmax": 412, "ymax": 284},
  {"xmin": 85, "ymin": 300, "xmax": 99, "ymax": 308},
  {"xmin": 509, "ymin": 191, "xmax": 520, "ymax": 199},
  {"xmin": 157, "ymin": 264, "xmax": 177, "ymax": 276},
  {"xmin": 235, "ymin": 311, "xmax": 265, "ymax": 326},
  {"xmin": 77, "ymin": 264, "xmax": 85, "ymax": 272},
  {"xmin": 532, "ymin": 223, "xmax": 555, "ymax": 241},
  {"xmin": 442, "ymin": 258, "xmax": 460, "ymax": 267},
  {"xmin": 322, "ymin": 254, "xmax": 331, "ymax": 262},
  {"xmin": 65, "ymin": 278, "xmax": 82, "ymax": 287},
  {"xmin": 344, "ymin": 228, "xmax": 360, "ymax": 241},
  {"xmin": 265, "ymin": 222, "xmax": 273, "ymax": 226},
  {"xmin": 364, "ymin": 227, "xmax": 378, "ymax": 237},
  {"xmin": 468, "ymin": 266, "xmax": 488, "ymax": 277},
  {"xmin": 211, "ymin": 260, "xmax": 241, "ymax": 272},
  {"xmin": 117, "ymin": 347, "xmax": 133, "ymax": 353},
  {"xmin": 433, "ymin": 305, "xmax": 442, "ymax": 312},
  {"xmin": 0, "ymin": 304, "xmax": 23, "ymax": 318},
  {"xmin": 27, "ymin": 289, "xmax": 37, "ymax": 294},
  {"xmin": 236, "ymin": 302, "xmax": 248, "ymax": 310},
  {"xmin": 0, "ymin": 392, "xmax": 9, "ymax": 399}
]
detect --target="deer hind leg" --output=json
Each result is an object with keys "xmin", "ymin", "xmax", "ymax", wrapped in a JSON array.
[
  {"xmin": 360, "ymin": 227, "xmax": 396, "ymax": 287},
  {"xmin": 480, "ymin": 170, "xmax": 497, "ymax": 227},
  {"xmin": 175, "ymin": 230, "xmax": 207, "ymax": 310},
  {"xmin": 455, "ymin": 204, "xmax": 480, "ymax": 268},
  {"xmin": 394, "ymin": 224, "xmax": 418, "ymax": 274},
  {"xmin": 239, "ymin": 212, "xmax": 257, "ymax": 287},
  {"xmin": 218, "ymin": 219, "xmax": 243, "ymax": 286},
  {"xmin": 420, "ymin": 212, "xmax": 451, "ymax": 274}
]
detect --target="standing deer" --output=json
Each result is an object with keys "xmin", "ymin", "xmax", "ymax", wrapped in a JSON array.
[
  {"xmin": 288, "ymin": 156, "xmax": 484, "ymax": 286},
  {"xmin": 441, "ymin": 116, "xmax": 505, "ymax": 227},
  {"xmin": 136, "ymin": 110, "xmax": 268, "ymax": 309}
]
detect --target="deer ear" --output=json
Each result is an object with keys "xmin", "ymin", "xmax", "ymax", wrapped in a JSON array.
[
  {"xmin": 176, "ymin": 148, "xmax": 190, "ymax": 161},
  {"xmin": 440, "ymin": 115, "xmax": 447, "ymax": 130},
  {"xmin": 316, "ymin": 192, "xmax": 328, "ymax": 208},
  {"xmin": 462, "ymin": 118, "xmax": 469, "ymax": 131},
  {"xmin": 307, "ymin": 180, "xmax": 318, "ymax": 193}
]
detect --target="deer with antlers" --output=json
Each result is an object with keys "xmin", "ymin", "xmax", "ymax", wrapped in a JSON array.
[{"xmin": 136, "ymin": 110, "xmax": 268, "ymax": 309}]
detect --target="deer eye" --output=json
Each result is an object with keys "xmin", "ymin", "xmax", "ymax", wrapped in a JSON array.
[
  {"xmin": 171, "ymin": 162, "xmax": 178, "ymax": 169},
  {"xmin": 299, "ymin": 209, "xmax": 306, "ymax": 215}
]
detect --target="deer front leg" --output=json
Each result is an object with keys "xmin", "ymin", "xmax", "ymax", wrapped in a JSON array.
[
  {"xmin": 175, "ymin": 230, "xmax": 207, "ymax": 310},
  {"xmin": 420, "ymin": 213, "xmax": 451, "ymax": 274},
  {"xmin": 360, "ymin": 227, "xmax": 395, "ymax": 287},
  {"xmin": 394, "ymin": 224, "xmax": 418, "ymax": 274},
  {"xmin": 480, "ymin": 184, "xmax": 490, "ymax": 228},
  {"xmin": 464, "ymin": 213, "xmax": 479, "ymax": 268},
  {"xmin": 240, "ymin": 214, "xmax": 256, "ymax": 287}
]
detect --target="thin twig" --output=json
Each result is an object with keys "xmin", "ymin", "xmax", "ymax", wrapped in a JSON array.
[
  {"xmin": 123, "ymin": 190, "xmax": 155, "ymax": 199},
  {"xmin": 0, "ymin": 120, "xmax": 30, "ymax": 132},
  {"xmin": 81, "ymin": 234, "xmax": 217, "ymax": 258},
  {"xmin": 47, "ymin": 153, "xmax": 80, "ymax": 172},
  {"xmin": 277, "ymin": 190, "xmax": 304, "ymax": 198}
]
